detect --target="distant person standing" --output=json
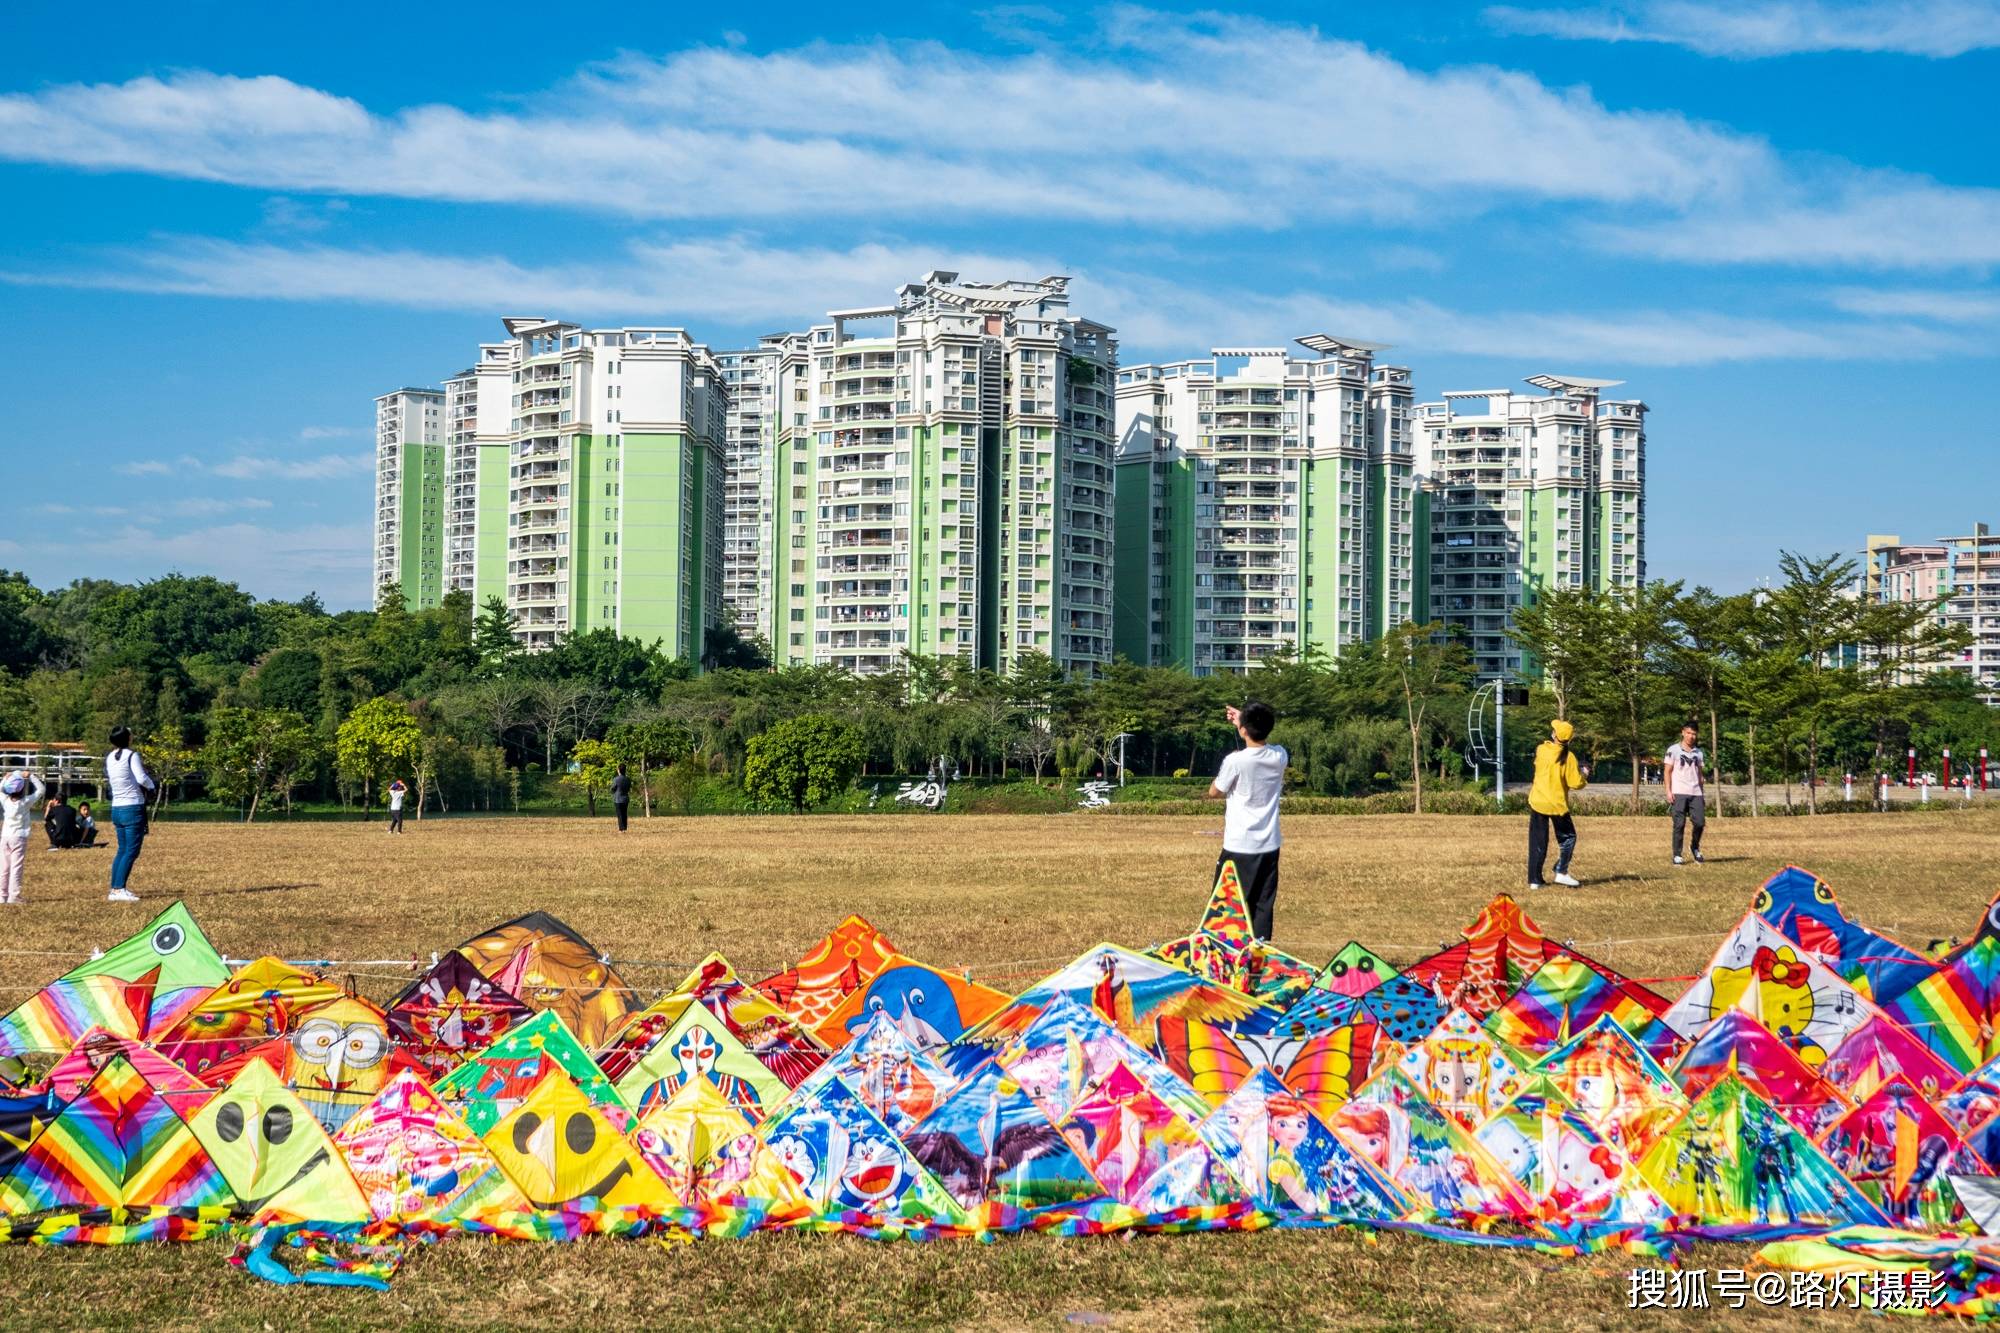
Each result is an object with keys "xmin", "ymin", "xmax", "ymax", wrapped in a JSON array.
[
  {"xmin": 386, "ymin": 778, "xmax": 408, "ymax": 834},
  {"xmin": 1664, "ymin": 722, "xmax": 1707, "ymax": 866},
  {"xmin": 1528, "ymin": 719, "xmax": 1589, "ymax": 890},
  {"xmin": 1205, "ymin": 700, "xmax": 1288, "ymax": 942},
  {"xmin": 610, "ymin": 764, "xmax": 632, "ymax": 832},
  {"xmin": 2, "ymin": 771, "xmax": 46, "ymax": 904},
  {"xmin": 104, "ymin": 726, "xmax": 155, "ymax": 903}
]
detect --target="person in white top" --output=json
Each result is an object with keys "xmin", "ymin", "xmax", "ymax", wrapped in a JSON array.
[
  {"xmin": 1663, "ymin": 722, "xmax": 1706, "ymax": 866},
  {"xmin": 1205, "ymin": 700, "xmax": 1290, "ymax": 942},
  {"xmin": 1, "ymin": 770, "xmax": 47, "ymax": 904},
  {"xmin": 103, "ymin": 726, "xmax": 156, "ymax": 903}
]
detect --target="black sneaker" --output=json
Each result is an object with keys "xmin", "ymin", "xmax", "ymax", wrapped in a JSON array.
[{"xmin": 1693, "ymin": 851, "xmax": 1704, "ymax": 864}]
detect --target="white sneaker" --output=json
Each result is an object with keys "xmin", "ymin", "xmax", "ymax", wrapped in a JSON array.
[
  {"xmin": 1527, "ymin": 882, "xmax": 1545, "ymax": 892},
  {"xmin": 1553, "ymin": 872, "xmax": 1581, "ymax": 887},
  {"xmin": 107, "ymin": 889, "xmax": 139, "ymax": 903},
  {"xmin": 1673, "ymin": 855, "xmax": 1685, "ymax": 865}
]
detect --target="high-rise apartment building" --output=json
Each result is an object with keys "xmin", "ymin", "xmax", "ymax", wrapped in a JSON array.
[
  {"xmin": 374, "ymin": 319, "xmax": 726, "ymax": 657},
  {"xmin": 1111, "ymin": 338, "xmax": 1415, "ymax": 674},
  {"xmin": 755, "ymin": 273, "xmax": 1116, "ymax": 675},
  {"xmin": 1867, "ymin": 526, "xmax": 2000, "ymax": 705},
  {"xmin": 1415, "ymin": 376, "xmax": 1647, "ymax": 679},
  {"xmin": 372, "ymin": 388, "xmax": 446, "ymax": 609},
  {"xmin": 716, "ymin": 333, "xmax": 809, "ymax": 649}
]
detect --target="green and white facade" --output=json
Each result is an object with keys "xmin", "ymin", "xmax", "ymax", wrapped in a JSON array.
[
  {"xmin": 1112, "ymin": 338, "xmax": 1416, "ymax": 674},
  {"xmin": 372, "ymin": 388, "xmax": 446, "ymax": 609},
  {"xmin": 374, "ymin": 319, "xmax": 727, "ymax": 658},
  {"xmin": 1415, "ymin": 376, "xmax": 1647, "ymax": 679},
  {"xmin": 736, "ymin": 273, "xmax": 1117, "ymax": 675}
]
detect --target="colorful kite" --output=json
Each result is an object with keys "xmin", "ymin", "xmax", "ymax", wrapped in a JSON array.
[
  {"xmin": 1752, "ymin": 865, "xmax": 1936, "ymax": 1005},
  {"xmin": 1200, "ymin": 1067, "xmax": 1410, "ymax": 1219},
  {"xmin": 1532, "ymin": 1017, "xmax": 1687, "ymax": 1160},
  {"xmin": 434, "ymin": 1009, "xmax": 627, "ymax": 1136},
  {"xmin": 0, "ymin": 903, "xmax": 228, "ymax": 1058},
  {"xmin": 386, "ymin": 952, "xmax": 531, "ymax": 1082},
  {"xmin": 153, "ymin": 956, "xmax": 345, "ymax": 1079},
  {"xmin": 187, "ymin": 1061, "xmax": 371, "ymax": 1224},
  {"xmin": 811, "ymin": 955, "xmax": 1011, "ymax": 1049},
  {"xmin": 458, "ymin": 912, "xmax": 637, "ymax": 1049},
  {"xmin": 1817, "ymin": 1075, "xmax": 1992, "ymax": 1229},
  {"xmin": 1884, "ymin": 935, "xmax": 2000, "ymax": 1076},
  {"xmin": 1330, "ymin": 1066, "xmax": 1535, "ymax": 1220},
  {"xmin": 755, "ymin": 914, "xmax": 898, "ymax": 1032},
  {"xmin": 333, "ymin": 1071, "xmax": 530, "ymax": 1223},
  {"xmin": 1398, "ymin": 1007, "xmax": 1528, "ymax": 1129},
  {"xmin": 1664, "ymin": 913, "xmax": 1874, "ymax": 1070},
  {"xmin": 1670, "ymin": 1009, "xmax": 1852, "ymax": 1137}
]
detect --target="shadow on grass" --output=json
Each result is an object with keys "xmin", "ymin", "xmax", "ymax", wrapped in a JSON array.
[{"xmin": 178, "ymin": 883, "xmax": 321, "ymax": 897}]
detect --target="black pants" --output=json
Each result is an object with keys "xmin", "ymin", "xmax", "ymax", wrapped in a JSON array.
[
  {"xmin": 1218, "ymin": 849, "xmax": 1279, "ymax": 942},
  {"xmin": 614, "ymin": 801, "xmax": 629, "ymax": 831},
  {"xmin": 1672, "ymin": 794, "xmax": 1705, "ymax": 857},
  {"xmin": 388, "ymin": 809, "xmax": 404, "ymax": 833},
  {"xmin": 1527, "ymin": 812, "xmax": 1577, "ymax": 884}
]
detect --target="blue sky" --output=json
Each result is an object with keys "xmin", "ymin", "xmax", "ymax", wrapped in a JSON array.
[{"xmin": 3, "ymin": 1, "xmax": 1995, "ymax": 608}]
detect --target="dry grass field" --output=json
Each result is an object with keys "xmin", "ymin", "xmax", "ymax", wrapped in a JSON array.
[{"xmin": 1, "ymin": 807, "xmax": 1997, "ymax": 1331}]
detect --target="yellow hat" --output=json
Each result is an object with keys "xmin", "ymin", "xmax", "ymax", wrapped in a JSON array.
[{"xmin": 1551, "ymin": 720, "xmax": 1574, "ymax": 742}]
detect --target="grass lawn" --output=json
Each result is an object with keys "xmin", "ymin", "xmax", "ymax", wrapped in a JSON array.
[{"xmin": 2, "ymin": 807, "xmax": 1995, "ymax": 1331}]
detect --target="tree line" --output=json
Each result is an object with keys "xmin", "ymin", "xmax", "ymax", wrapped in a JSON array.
[{"xmin": 0, "ymin": 549, "xmax": 1990, "ymax": 818}]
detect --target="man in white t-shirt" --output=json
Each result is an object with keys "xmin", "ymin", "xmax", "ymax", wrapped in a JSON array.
[
  {"xmin": 1206, "ymin": 700, "xmax": 1289, "ymax": 942},
  {"xmin": 1664, "ymin": 723, "xmax": 1706, "ymax": 865}
]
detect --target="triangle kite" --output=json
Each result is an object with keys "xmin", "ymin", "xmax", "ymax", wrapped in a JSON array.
[
  {"xmin": 1752, "ymin": 865, "xmax": 1935, "ymax": 1005},
  {"xmin": 1329, "ymin": 1066, "xmax": 1535, "ymax": 1221},
  {"xmin": 757, "ymin": 1075, "xmax": 964, "ymax": 1225},
  {"xmin": 434, "ymin": 1009, "xmax": 627, "ymax": 1136},
  {"xmin": 333, "ymin": 1071, "xmax": 530, "ymax": 1222},
  {"xmin": 187, "ymin": 1061, "xmax": 370, "ymax": 1224},
  {"xmin": 152, "ymin": 956, "xmax": 344, "ymax": 1079},
  {"xmin": 0, "ymin": 903, "xmax": 227, "ymax": 1058},
  {"xmin": 754, "ymin": 915, "xmax": 897, "ymax": 1031},
  {"xmin": 481, "ymin": 1069, "xmax": 671, "ymax": 1213},
  {"xmin": 1200, "ymin": 1067, "xmax": 1410, "ymax": 1218},
  {"xmin": 1663, "ymin": 913, "xmax": 1873, "ymax": 1070},
  {"xmin": 457, "ymin": 912, "xmax": 637, "ymax": 1049},
  {"xmin": 387, "ymin": 951, "xmax": 531, "ymax": 1082},
  {"xmin": 1817, "ymin": 1075, "xmax": 1992, "ymax": 1230},
  {"xmin": 1532, "ymin": 1017, "xmax": 1687, "ymax": 1160},
  {"xmin": 902, "ymin": 1056, "xmax": 1099, "ymax": 1212}
]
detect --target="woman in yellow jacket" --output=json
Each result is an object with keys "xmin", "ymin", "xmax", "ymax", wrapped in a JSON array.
[{"xmin": 1528, "ymin": 719, "xmax": 1590, "ymax": 889}]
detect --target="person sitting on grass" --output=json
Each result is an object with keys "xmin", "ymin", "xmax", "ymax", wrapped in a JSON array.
[
  {"xmin": 75, "ymin": 800, "xmax": 98, "ymax": 848},
  {"xmin": 1205, "ymin": 700, "xmax": 1288, "ymax": 942},
  {"xmin": 43, "ymin": 791, "xmax": 79, "ymax": 850}
]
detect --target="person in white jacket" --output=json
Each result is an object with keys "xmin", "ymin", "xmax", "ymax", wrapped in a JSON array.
[
  {"xmin": 104, "ymin": 726, "xmax": 155, "ymax": 903},
  {"xmin": 0, "ymin": 770, "xmax": 46, "ymax": 905}
]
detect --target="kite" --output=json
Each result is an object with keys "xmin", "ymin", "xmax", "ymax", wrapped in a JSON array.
[
  {"xmin": 333, "ymin": 1071, "xmax": 531, "ymax": 1223},
  {"xmin": 1314, "ymin": 942, "xmax": 1396, "ymax": 998},
  {"xmin": 796, "ymin": 1012, "xmax": 960, "ymax": 1135},
  {"xmin": 41, "ymin": 1027, "xmax": 212, "ymax": 1121},
  {"xmin": 811, "ymin": 955, "xmax": 1011, "ymax": 1049},
  {"xmin": 1155, "ymin": 1014, "xmax": 1383, "ymax": 1118},
  {"xmin": 0, "ymin": 903, "xmax": 228, "ymax": 1058},
  {"xmin": 1484, "ymin": 956, "xmax": 1672, "ymax": 1059},
  {"xmin": 386, "ymin": 952, "xmax": 531, "ymax": 1082},
  {"xmin": 903, "ymin": 1056, "xmax": 1099, "ymax": 1212},
  {"xmin": 757, "ymin": 1075, "xmax": 964, "ymax": 1225},
  {"xmin": 1664, "ymin": 913, "xmax": 1873, "ymax": 1069},
  {"xmin": 1473, "ymin": 1076, "xmax": 1670, "ymax": 1225},
  {"xmin": 283, "ymin": 995, "xmax": 400, "ymax": 1134},
  {"xmin": 153, "ymin": 956, "xmax": 344, "ymax": 1079},
  {"xmin": 1884, "ymin": 935, "xmax": 2000, "ymax": 1076},
  {"xmin": 1531, "ymin": 1017, "xmax": 1687, "ymax": 1160},
  {"xmin": 755, "ymin": 914, "xmax": 897, "ymax": 1030},
  {"xmin": 1358, "ymin": 975, "xmax": 1448, "ymax": 1048},
  {"xmin": 1153, "ymin": 860, "xmax": 1316, "ymax": 1005},
  {"xmin": 667, "ymin": 955, "xmax": 828, "ymax": 1089},
  {"xmin": 965, "ymin": 944, "xmax": 1268, "ymax": 1049},
  {"xmin": 1637, "ymin": 1075, "xmax": 1889, "ymax": 1229},
  {"xmin": 1817, "ymin": 1075, "xmax": 1992, "ymax": 1230},
  {"xmin": 1670, "ymin": 1009, "xmax": 1852, "ymax": 1137},
  {"xmin": 1752, "ymin": 865, "xmax": 1935, "ymax": 1005},
  {"xmin": 0, "ymin": 1054, "xmax": 231, "ymax": 1218},
  {"xmin": 458, "ymin": 912, "xmax": 637, "ymax": 1049},
  {"xmin": 481, "ymin": 1070, "xmax": 670, "ymax": 1214},
  {"xmin": 1330, "ymin": 1066, "xmax": 1535, "ymax": 1220},
  {"xmin": 434, "ymin": 1009, "xmax": 626, "ymax": 1136},
  {"xmin": 609, "ymin": 999, "xmax": 789, "ymax": 1119},
  {"xmin": 187, "ymin": 1061, "xmax": 371, "ymax": 1225},
  {"xmin": 1398, "ymin": 1007, "xmax": 1528, "ymax": 1130},
  {"xmin": 1200, "ymin": 1068, "xmax": 1410, "ymax": 1218},
  {"xmin": 1052, "ymin": 1059, "xmax": 1236, "ymax": 1212}
]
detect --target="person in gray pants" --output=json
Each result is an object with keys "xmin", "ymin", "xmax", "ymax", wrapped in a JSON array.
[{"xmin": 1664, "ymin": 723, "xmax": 1706, "ymax": 865}]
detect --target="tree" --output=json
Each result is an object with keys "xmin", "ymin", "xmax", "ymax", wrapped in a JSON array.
[
  {"xmin": 523, "ymin": 678, "xmax": 605, "ymax": 774},
  {"xmin": 1577, "ymin": 582, "xmax": 1683, "ymax": 811},
  {"xmin": 252, "ymin": 647, "xmax": 323, "ymax": 716},
  {"xmin": 1508, "ymin": 586, "xmax": 1598, "ymax": 718},
  {"xmin": 607, "ymin": 716, "xmax": 691, "ymax": 817},
  {"xmin": 335, "ymin": 696, "xmax": 422, "ymax": 813},
  {"xmin": 472, "ymin": 596, "xmax": 522, "ymax": 677},
  {"xmin": 565, "ymin": 737, "xmax": 620, "ymax": 817},
  {"xmin": 1766, "ymin": 552, "xmax": 1863, "ymax": 813},
  {"xmin": 143, "ymin": 723, "xmax": 199, "ymax": 815},
  {"xmin": 702, "ymin": 622, "xmax": 771, "ymax": 672},
  {"xmin": 1379, "ymin": 622, "xmax": 1472, "ymax": 813},
  {"xmin": 1669, "ymin": 588, "xmax": 1752, "ymax": 814},
  {"xmin": 200, "ymin": 707, "xmax": 320, "ymax": 821},
  {"xmin": 742, "ymin": 714, "xmax": 864, "ymax": 811}
]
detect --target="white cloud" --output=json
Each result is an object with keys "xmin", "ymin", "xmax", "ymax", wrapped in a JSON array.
[
  {"xmin": 0, "ymin": 18, "xmax": 1769, "ymax": 228},
  {"xmin": 260, "ymin": 195, "xmax": 350, "ymax": 233},
  {"xmin": 117, "ymin": 460, "xmax": 171, "ymax": 476},
  {"xmin": 1487, "ymin": 1, "xmax": 2000, "ymax": 58},
  {"xmin": 1588, "ymin": 171, "xmax": 2000, "ymax": 268},
  {"xmin": 166, "ymin": 496, "xmax": 275, "ymax": 517},
  {"xmin": 94, "ymin": 521, "xmax": 372, "ymax": 603},
  {"xmin": 208, "ymin": 453, "xmax": 371, "ymax": 480},
  {"xmin": 1828, "ymin": 287, "xmax": 2000, "ymax": 321},
  {"xmin": 6, "ymin": 231, "xmax": 1968, "ymax": 367},
  {"xmin": 297, "ymin": 424, "xmax": 360, "ymax": 440},
  {"xmin": 2, "ymin": 234, "xmax": 1051, "ymax": 325}
]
